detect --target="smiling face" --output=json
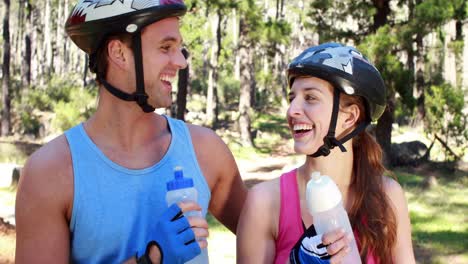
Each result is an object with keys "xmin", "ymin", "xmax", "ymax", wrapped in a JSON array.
[
  {"xmin": 138, "ymin": 17, "xmax": 187, "ymax": 108},
  {"xmin": 287, "ymin": 77, "xmax": 335, "ymax": 155},
  {"xmin": 287, "ymin": 76, "xmax": 363, "ymax": 156}
]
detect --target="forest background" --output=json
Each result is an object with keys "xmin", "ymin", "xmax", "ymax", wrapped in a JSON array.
[{"xmin": 0, "ymin": 0, "xmax": 467, "ymax": 263}]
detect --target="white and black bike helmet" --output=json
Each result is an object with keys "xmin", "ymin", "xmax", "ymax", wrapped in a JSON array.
[
  {"xmin": 288, "ymin": 42, "xmax": 387, "ymax": 157},
  {"xmin": 66, "ymin": 0, "xmax": 187, "ymax": 112}
]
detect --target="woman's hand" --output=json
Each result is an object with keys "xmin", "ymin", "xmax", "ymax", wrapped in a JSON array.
[{"xmin": 290, "ymin": 228, "xmax": 353, "ymax": 264}]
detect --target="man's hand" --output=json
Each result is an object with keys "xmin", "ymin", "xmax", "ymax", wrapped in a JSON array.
[{"xmin": 150, "ymin": 202, "xmax": 203, "ymax": 263}]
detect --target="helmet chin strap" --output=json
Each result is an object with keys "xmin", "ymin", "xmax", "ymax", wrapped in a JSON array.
[
  {"xmin": 308, "ymin": 89, "xmax": 370, "ymax": 158},
  {"xmin": 96, "ymin": 31, "xmax": 156, "ymax": 113}
]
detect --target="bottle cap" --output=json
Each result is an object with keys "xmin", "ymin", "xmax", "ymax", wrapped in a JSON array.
[
  {"xmin": 167, "ymin": 166, "xmax": 194, "ymax": 191},
  {"xmin": 306, "ymin": 171, "xmax": 343, "ymax": 213}
]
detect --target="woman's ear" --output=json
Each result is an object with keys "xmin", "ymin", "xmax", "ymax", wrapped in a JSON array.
[
  {"xmin": 341, "ymin": 104, "xmax": 360, "ymax": 130},
  {"xmin": 107, "ymin": 39, "xmax": 132, "ymax": 71}
]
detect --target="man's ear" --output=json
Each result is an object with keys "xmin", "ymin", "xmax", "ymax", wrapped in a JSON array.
[
  {"xmin": 341, "ymin": 104, "xmax": 360, "ymax": 130},
  {"xmin": 107, "ymin": 39, "xmax": 132, "ymax": 71}
]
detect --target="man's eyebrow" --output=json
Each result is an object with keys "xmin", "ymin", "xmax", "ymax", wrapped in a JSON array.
[{"xmin": 159, "ymin": 36, "xmax": 183, "ymax": 45}]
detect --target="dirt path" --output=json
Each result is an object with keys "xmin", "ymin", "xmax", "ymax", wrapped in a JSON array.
[{"xmin": 0, "ymin": 219, "xmax": 15, "ymax": 264}]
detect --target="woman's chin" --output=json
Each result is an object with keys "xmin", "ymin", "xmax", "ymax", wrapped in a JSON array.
[{"xmin": 294, "ymin": 144, "xmax": 320, "ymax": 155}]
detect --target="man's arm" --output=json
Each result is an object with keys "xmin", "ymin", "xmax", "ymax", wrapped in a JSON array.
[
  {"xmin": 189, "ymin": 125, "xmax": 247, "ymax": 233},
  {"xmin": 15, "ymin": 136, "xmax": 73, "ymax": 263}
]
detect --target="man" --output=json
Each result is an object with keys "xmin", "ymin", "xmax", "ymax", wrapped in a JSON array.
[{"xmin": 15, "ymin": 0, "xmax": 247, "ymax": 263}]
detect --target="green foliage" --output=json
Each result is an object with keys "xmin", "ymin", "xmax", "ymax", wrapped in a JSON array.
[
  {"xmin": 12, "ymin": 75, "xmax": 97, "ymax": 136},
  {"xmin": 18, "ymin": 111, "xmax": 41, "ymax": 136},
  {"xmin": 359, "ymin": 26, "xmax": 413, "ymax": 108},
  {"xmin": 252, "ymin": 112, "xmax": 289, "ymax": 138},
  {"xmin": 218, "ymin": 77, "xmax": 240, "ymax": 107},
  {"xmin": 52, "ymin": 88, "xmax": 96, "ymax": 132},
  {"xmin": 397, "ymin": 169, "xmax": 468, "ymax": 262},
  {"xmin": 262, "ymin": 18, "xmax": 291, "ymax": 46},
  {"xmin": 425, "ymin": 83, "xmax": 467, "ymax": 160},
  {"xmin": 448, "ymin": 40, "xmax": 464, "ymax": 59},
  {"xmin": 307, "ymin": 0, "xmax": 374, "ymax": 41},
  {"xmin": 414, "ymin": 0, "xmax": 461, "ymax": 31}
]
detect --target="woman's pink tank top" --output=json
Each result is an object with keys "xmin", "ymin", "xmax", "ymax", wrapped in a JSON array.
[{"xmin": 274, "ymin": 169, "xmax": 378, "ymax": 264}]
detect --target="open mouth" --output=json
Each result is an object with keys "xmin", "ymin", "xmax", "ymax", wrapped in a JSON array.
[
  {"xmin": 293, "ymin": 124, "xmax": 314, "ymax": 137},
  {"xmin": 160, "ymin": 74, "xmax": 175, "ymax": 87}
]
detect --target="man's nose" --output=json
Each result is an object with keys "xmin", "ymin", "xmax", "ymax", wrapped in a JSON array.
[{"xmin": 173, "ymin": 48, "xmax": 188, "ymax": 69}]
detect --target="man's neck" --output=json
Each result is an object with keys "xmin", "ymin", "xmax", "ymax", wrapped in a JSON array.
[{"xmin": 85, "ymin": 97, "xmax": 167, "ymax": 152}]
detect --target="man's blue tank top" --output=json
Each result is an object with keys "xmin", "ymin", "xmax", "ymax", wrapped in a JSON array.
[{"xmin": 65, "ymin": 116, "xmax": 211, "ymax": 263}]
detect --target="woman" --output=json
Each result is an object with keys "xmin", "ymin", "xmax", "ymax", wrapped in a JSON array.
[{"xmin": 236, "ymin": 43, "xmax": 415, "ymax": 264}]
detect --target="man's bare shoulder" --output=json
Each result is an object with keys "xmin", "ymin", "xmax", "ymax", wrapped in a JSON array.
[
  {"xmin": 25, "ymin": 135, "xmax": 72, "ymax": 178},
  {"xmin": 186, "ymin": 123, "xmax": 233, "ymax": 171},
  {"xmin": 18, "ymin": 134, "xmax": 73, "ymax": 209},
  {"xmin": 186, "ymin": 123, "xmax": 223, "ymax": 144}
]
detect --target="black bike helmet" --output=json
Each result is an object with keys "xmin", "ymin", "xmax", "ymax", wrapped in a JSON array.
[
  {"xmin": 66, "ymin": 0, "xmax": 187, "ymax": 112},
  {"xmin": 288, "ymin": 42, "xmax": 387, "ymax": 157}
]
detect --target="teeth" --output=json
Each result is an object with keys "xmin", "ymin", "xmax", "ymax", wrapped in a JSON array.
[
  {"xmin": 160, "ymin": 75, "xmax": 174, "ymax": 83},
  {"xmin": 293, "ymin": 124, "xmax": 314, "ymax": 131}
]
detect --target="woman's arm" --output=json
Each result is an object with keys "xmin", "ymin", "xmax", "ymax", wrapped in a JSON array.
[
  {"xmin": 385, "ymin": 177, "xmax": 416, "ymax": 263},
  {"xmin": 237, "ymin": 182, "xmax": 278, "ymax": 264}
]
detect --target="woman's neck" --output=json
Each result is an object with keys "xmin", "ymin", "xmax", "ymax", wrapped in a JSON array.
[{"xmin": 297, "ymin": 145, "xmax": 355, "ymax": 209}]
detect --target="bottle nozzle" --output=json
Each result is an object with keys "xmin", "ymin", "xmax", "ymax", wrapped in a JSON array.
[
  {"xmin": 311, "ymin": 171, "xmax": 321, "ymax": 181},
  {"xmin": 174, "ymin": 166, "xmax": 184, "ymax": 179}
]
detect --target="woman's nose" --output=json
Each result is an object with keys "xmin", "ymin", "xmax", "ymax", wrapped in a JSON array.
[{"xmin": 287, "ymin": 98, "xmax": 303, "ymax": 117}]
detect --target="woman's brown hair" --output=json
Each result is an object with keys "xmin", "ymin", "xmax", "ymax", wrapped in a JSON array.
[{"xmin": 341, "ymin": 94, "xmax": 397, "ymax": 263}]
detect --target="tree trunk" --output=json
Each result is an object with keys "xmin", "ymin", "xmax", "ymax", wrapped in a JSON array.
[
  {"xmin": 30, "ymin": 4, "xmax": 39, "ymax": 84},
  {"xmin": 232, "ymin": 9, "xmax": 240, "ymax": 81},
  {"xmin": 83, "ymin": 55, "xmax": 89, "ymax": 87},
  {"xmin": 22, "ymin": 0, "xmax": 32, "ymax": 87},
  {"xmin": 454, "ymin": 13, "xmax": 464, "ymax": 88},
  {"xmin": 63, "ymin": 0, "xmax": 70, "ymax": 73},
  {"xmin": 44, "ymin": 0, "xmax": 52, "ymax": 78},
  {"xmin": 371, "ymin": 0, "xmax": 391, "ymax": 31},
  {"xmin": 415, "ymin": 33, "xmax": 425, "ymax": 121},
  {"xmin": 2, "ymin": 0, "xmax": 12, "ymax": 136},
  {"xmin": 206, "ymin": 13, "xmax": 220, "ymax": 127},
  {"xmin": 406, "ymin": 0, "xmax": 415, "ymax": 106},
  {"xmin": 371, "ymin": 0, "xmax": 392, "ymax": 162},
  {"xmin": 55, "ymin": 0, "xmax": 64, "ymax": 75},
  {"xmin": 238, "ymin": 18, "xmax": 254, "ymax": 147},
  {"xmin": 176, "ymin": 49, "xmax": 190, "ymax": 121},
  {"xmin": 15, "ymin": 0, "xmax": 25, "ymax": 78},
  {"xmin": 376, "ymin": 98, "xmax": 395, "ymax": 167},
  {"xmin": 201, "ymin": 2, "xmax": 210, "ymax": 80}
]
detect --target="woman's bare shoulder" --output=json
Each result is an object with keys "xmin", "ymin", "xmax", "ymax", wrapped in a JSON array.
[{"xmin": 382, "ymin": 175, "xmax": 407, "ymax": 207}]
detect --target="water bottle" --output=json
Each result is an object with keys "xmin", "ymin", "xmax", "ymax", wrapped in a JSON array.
[
  {"xmin": 166, "ymin": 166, "xmax": 209, "ymax": 264},
  {"xmin": 306, "ymin": 171, "xmax": 361, "ymax": 264}
]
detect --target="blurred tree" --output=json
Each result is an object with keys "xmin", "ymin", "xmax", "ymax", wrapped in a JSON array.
[
  {"xmin": 2, "ymin": 0, "xmax": 12, "ymax": 136},
  {"xmin": 176, "ymin": 49, "xmax": 190, "ymax": 121}
]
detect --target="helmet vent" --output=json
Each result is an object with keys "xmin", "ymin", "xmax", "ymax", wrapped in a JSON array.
[{"xmin": 126, "ymin": 24, "xmax": 138, "ymax": 33}]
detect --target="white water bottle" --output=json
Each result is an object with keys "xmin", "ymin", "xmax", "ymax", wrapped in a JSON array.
[
  {"xmin": 306, "ymin": 171, "xmax": 361, "ymax": 264},
  {"xmin": 166, "ymin": 166, "xmax": 209, "ymax": 264}
]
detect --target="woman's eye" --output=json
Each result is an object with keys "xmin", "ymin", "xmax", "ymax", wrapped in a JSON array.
[
  {"xmin": 305, "ymin": 95, "xmax": 317, "ymax": 101},
  {"xmin": 288, "ymin": 96, "xmax": 295, "ymax": 103}
]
